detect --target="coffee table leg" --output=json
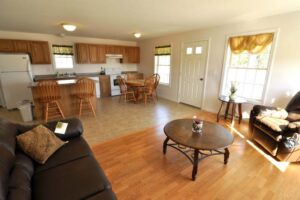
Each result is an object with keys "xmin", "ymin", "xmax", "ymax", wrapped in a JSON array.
[
  {"xmin": 224, "ymin": 148, "xmax": 230, "ymax": 164},
  {"xmin": 192, "ymin": 149, "xmax": 199, "ymax": 181},
  {"xmin": 163, "ymin": 137, "xmax": 169, "ymax": 154}
]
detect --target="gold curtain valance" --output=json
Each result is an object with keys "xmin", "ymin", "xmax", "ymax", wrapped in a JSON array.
[
  {"xmin": 52, "ymin": 45, "xmax": 74, "ymax": 55},
  {"xmin": 229, "ymin": 33, "xmax": 274, "ymax": 54},
  {"xmin": 155, "ymin": 45, "xmax": 171, "ymax": 56}
]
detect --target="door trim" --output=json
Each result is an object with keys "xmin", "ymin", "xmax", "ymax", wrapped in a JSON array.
[{"xmin": 178, "ymin": 39, "xmax": 211, "ymax": 109}]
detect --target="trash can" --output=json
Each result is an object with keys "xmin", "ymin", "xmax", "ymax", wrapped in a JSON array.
[{"xmin": 18, "ymin": 100, "xmax": 33, "ymax": 122}]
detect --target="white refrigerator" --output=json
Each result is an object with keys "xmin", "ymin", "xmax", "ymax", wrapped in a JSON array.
[{"xmin": 0, "ymin": 54, "xmax": 33, "ymax": 109}]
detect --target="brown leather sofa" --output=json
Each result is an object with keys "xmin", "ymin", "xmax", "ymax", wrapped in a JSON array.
[
  {"xmin": 249, "ymin": 91, "xmax": 300, "ymax": 162},
  {"xmin": 0, "ymin": 117, "xmax": 117, "ymax": 200}
]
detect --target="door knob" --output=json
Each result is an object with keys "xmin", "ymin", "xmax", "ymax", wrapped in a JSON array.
[{"xmin": 200, "ymin": 78, "xmax": 204, "ymax": 81}]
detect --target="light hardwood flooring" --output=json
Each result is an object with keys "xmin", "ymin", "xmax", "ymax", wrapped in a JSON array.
[
  {"xmin": 1, "ymin": 97, "xmax": 299, "ymax": 199},
  {"xmin": 0, "ymin": 97, "xmax": 200, "ymax": 145},
  {"xmin": 92, "ymin": 109, "xmax": 300, "ymax": 200}
]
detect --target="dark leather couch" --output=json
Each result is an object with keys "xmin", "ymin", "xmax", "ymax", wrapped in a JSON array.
[
  {"xmin": 249, "ymin": 91, "xmax": 300, "ymax": 162},
  {"xmin": 0, "ymin": 117, "xmax": 117, "ymax": 200}
]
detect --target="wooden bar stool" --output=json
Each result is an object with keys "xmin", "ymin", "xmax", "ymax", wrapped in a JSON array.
[
  {"xmin": 74, "ymin": 78, "xmax": 96, "ymax": 117},
  {"xmin": 36, "ymin": 80, "xmax": 65, "ymax": 122}
]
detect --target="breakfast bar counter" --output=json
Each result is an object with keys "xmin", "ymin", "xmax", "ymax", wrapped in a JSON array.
[{"xmin": 29, "ymin": 79, "xmax": 97, "ymax": 120}]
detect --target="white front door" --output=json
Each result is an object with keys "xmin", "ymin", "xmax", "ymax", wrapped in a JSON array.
[{"xmin": 179, "ymin": 41, "xmax": 208, "ymax": 108}]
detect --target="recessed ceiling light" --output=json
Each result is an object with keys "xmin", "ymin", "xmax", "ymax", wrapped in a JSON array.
[
  {"xmin": 62, "ymin": 24, "xmax": 77, "ymax": 32},
  {"xmin": 134, "ymin": 32, "xmax": 142, "ymax": 38}
]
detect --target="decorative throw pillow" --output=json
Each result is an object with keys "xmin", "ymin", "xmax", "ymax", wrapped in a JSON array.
[
  {"xmin": 16, "ymin": 125, "xmax": 66, "ymax": 164},
  {"xmin": 259, "ymin": 108, "xmax": 289, "ymax": 119},
  {"xmin": 256, "ymin": 116, "xmax": 289, "ymax": 132}
]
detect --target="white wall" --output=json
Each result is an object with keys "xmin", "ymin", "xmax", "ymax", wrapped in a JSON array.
[
  {"xmin": 0, "ymin": 30, "xmax": 139, "ymax": 75},
  {"xmin": 138, "ymin": 11, "xmax": 300, "ymax": 113}
]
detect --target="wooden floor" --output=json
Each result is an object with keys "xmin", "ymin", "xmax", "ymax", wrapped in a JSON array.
[{"xmin": 92, "ymin": 110, "xmax": 300, "ymax": 200}]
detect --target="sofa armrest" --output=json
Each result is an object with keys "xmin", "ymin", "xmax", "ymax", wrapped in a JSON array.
[
  {"xmin": 249, "ymin": 105, "xmax": 278, "ymax": 134},
  {"xmin": 17, "ymin": 118, "xmax": 83, "ymax": 141}
]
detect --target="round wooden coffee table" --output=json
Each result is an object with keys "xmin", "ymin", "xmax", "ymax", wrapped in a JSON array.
[{"xmin": 163, "ymin": 119, "xmax": 234, "ymax": 181}]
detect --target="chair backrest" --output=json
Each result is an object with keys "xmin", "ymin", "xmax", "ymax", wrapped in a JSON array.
[
  {"xmin": 127, "ymin": 73, "xmax": 144, "ymax": 80},
  {"xmin": 144, "ymin": 76, "xmax": 156, "ymax": 93},
  {"xmin": 36, "ymin": 80, "xmax": 61, "ymax": 102},
  {"xmin": 75, "ymin": 78, "xmax": 95, "ymax": 99},
  {"xmin": 117, "ymin": 76, "xmax": 127, "ymax": 93},
  {"xmin": 152, "ymin": 73, "xmax": 160, "ymax": 89}
]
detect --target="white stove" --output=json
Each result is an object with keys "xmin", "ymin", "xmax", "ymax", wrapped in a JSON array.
[{"xmin": 105, "ymin": 68, "xmax": 122, "ymax": 96}]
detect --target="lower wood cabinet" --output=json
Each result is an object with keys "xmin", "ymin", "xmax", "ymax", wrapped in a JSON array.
[{"xmin": 99, "ymin": 75, "xmax": 111, "ymax": 97}]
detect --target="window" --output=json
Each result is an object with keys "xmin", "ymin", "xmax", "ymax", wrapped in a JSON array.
[
  {"xmin": 154, "ymin": 45, "xmax": 171, "ymax": 85},
  {"xmin": 221, "ymin": 33, "xmax": 274, "ymax": 101},
  {"xmin": 52, "ymin": 45, "xmax": 74, "ymax": 69}
]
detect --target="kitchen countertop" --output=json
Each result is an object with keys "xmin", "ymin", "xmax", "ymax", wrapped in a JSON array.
[
  {"xmin": 33, "ymin": 72, "xmax": 103, "ymax": 81},
  {"xmin": 28, "ymin": 79, "xmax": 78, "ymax": 88}
]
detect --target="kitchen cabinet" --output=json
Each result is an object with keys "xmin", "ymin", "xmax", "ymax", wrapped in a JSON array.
[
  {"xmin": 99, "ymin": 75, "xmax": 111, "ymax": 97},
  {"xmin": 123, "ymin": 47, "xmax": 140, "ymax": 63},
  {"xmin": 29, "ymin": 41, "xmax": 51, "ymax": 64},
  {"xmin": 89, "ymin": 44, "xmax": 106, "ymax": 63},
  {"xmin": 105, "ymin": 45, "xmax": 124, "ymax": 55},
  {"xmin": 13, "ymin": 40, "xmax": 30, "ymax": 53},
  {"xmin": 75, "ymin": 43, "xmax": 90, "ymax": 63},
  {"xmin": 0, "ymin": 39, "xmax": 51, "ymax": 64},
  {"xmin": 0, "ymin": 39, "xmax": 14, "ymax": 52}
]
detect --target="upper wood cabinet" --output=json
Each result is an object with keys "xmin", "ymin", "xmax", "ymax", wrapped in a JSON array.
[
  {"xmin": 123, "ymin": 47, "xmax": 140, "ymax": 64},
  {"xmin": 13, "ymin": 40, "xmax": 30, "ymax": 53},
  {"xmin": 0, "ymin": 39, "xmax": 14, "ymax": 52},
  {"xmin": 75, "ymin": 43, "xmax": 140, "ymax": 64},
  {"xmin": 89, "ymin": 44, "xmax": 106, "ymax": 64},
  {"xmin": 0, "ymin": 39, "xmax": 51, "ymax": 64},
  {"xmin": 75, "ymin": 43, "xmax": 90, "ymax": 63},
  {"xmin": 29, "ymin": 41, "xmax": 51, "ymax": 64},
  {"xmin": 105, "ymin": 45, "xmax": 124, "ymax": 55}
]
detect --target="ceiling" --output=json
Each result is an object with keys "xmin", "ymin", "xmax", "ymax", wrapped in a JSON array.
[{"xmin": 0, "ymin": 0, "xmax": 300, "ymax": 41}]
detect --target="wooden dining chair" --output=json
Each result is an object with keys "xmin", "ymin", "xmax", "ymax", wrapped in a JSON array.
[
  {"xmin": 117, "ymin": 76, "xmax": 136, "ymax": 102},
  {"xmin": 74, "ymin": 78, "xmax": 96, "ymax": 117},
  {"xmin": 143, "ymin": 76, "xmax": 156, "ymax": 104},
  {"xmin": 36, "ymin": 80, "xmax": 65, "ymax": 122},
  {"xmin": 152, "ymin": 73, "xmax": 160, "ymax": 100}
]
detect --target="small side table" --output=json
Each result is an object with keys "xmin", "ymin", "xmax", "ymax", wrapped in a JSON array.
[{"xmin": 217, "ymin": 95, "xmax": 247, "ymax": 124}]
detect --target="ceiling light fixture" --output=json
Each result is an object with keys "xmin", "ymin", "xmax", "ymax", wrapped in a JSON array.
[
  {"xmin": 134, "ymin": 32, "xmax": 142, "ymax": 38},
  {"xmin": 62, "ymin": 24, "xmax": 77, "ymax": 32}
]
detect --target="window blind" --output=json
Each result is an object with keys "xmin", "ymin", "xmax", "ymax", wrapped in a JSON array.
[
  {"xmin": 52, "ymin": 45, "xmax": 74, "ymax": 55},
  {"xmin": 155, "ymin": 45, "xmax": 171, "ymax": 56}
]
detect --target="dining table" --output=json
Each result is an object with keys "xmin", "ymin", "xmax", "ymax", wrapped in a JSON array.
[{"xmin": 126, "ymin": 79, "xmax": 145, "ymax": 102}]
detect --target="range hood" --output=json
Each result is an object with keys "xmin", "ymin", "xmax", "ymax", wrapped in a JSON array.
[{"xmin": 105, "ymin": 54, "xmax": 123, "ymax": 58}]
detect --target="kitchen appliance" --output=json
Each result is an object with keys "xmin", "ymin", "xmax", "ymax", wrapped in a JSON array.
[
  {"xmin": 0, "ymin": 54, "xmax": 33, "ymax": 109},
  {"xmin": 105, "ymin": 68, "xmax": 122, "ymax": 96}
]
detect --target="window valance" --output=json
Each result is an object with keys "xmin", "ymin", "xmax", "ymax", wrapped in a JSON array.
[
  {"xmin": 229, "ymin": 33, "xmax": 274, "ymax": 54},
  {"xmin": 52, "ymin": 45, "xmax": 74, "ymax": 55},
  {"xmin": 155, "ymin": 45, "xmax": 171, "ymax": 56}
]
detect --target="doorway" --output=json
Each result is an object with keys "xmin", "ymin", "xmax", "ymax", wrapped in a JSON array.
[{"xmin": 179, "ymin": 41, "xmax": 208, "ymax": 108}]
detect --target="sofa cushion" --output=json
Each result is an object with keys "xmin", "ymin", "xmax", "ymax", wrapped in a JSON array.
[
  {"xmin": 259, "ymin": 108, "xmax": 288, "ymax": 119},
  {"xmin": 16, "ymin": 125, "xmax": 66, "ymax": 164},
  {"xmin": 256, "ymin": 116, "xmax": 289, "ymax": 132},
  {"xmin": 287, "ymin": 111, "xmax": 300, "ymax": 122},
  {"xmin": 0, "ymin": 119, "xmax": 17, "ymax": 200},
  {"xmin": 85, "ymin": 189, "xmax": 117, "ymax": 200},
  {"xmin": 32, "ymin": 156, "xmax": 111, "ymax": 200},
  {"xmin": 34, "ymin": 137, "xmax": 92, "ymax": 173},
  {"xmin": 7, "ymin": 152, "xmax": 34, "ymax": 200},
  {"xmin": 17, "ymin": 118, "xmax": 83, "ymax": 141}
]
